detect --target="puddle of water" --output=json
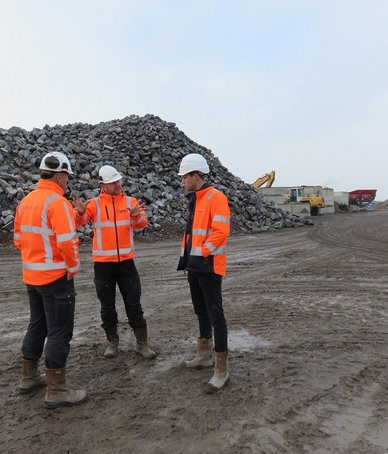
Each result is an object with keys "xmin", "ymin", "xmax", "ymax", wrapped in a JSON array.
[{"xmin": 229, "ymin": 329, "xmax": 271, "ymax": 351}]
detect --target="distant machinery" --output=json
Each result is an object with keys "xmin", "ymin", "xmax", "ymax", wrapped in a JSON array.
[{"xmin": 251, "ymin": 171, "xmax": 275, "ymax": 189}]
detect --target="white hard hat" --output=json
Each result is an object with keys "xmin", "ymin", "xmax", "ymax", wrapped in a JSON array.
[
  {"xmin": 98, "ymin": 165, "xmax": 123, "ymax": 184},
  {"xmin": 178, "ymin": 153, "xmax": 210, "ymax": 176},
  {"xmin": 39, "ymin": 151, "xmax": 73, "ymax": 175}
]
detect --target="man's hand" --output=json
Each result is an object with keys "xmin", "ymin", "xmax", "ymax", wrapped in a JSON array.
[
  {"xmin": 130, "ymin": 200, "xmax": 146, "ymax": 217},
  {"xmin": 72, "ymin": 195, "xmax": 87, "ymax": 215}
]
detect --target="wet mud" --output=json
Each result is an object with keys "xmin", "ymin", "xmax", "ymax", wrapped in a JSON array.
[{"xmin": 1, "ymin": 211, "xmax": 388, "ymax": 453}]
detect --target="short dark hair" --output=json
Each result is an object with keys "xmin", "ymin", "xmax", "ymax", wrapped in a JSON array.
[
  {"xmin": 40, "ymin": 170, "xmax": 57, "ymax": 179},
  {"xmin": 187, "ymin": 171, "xmax": 206, "ymax": 179}
]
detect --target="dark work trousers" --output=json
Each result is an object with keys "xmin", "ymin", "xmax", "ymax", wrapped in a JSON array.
[
  {"xmin": 22, "ymin": 275, "xmax": 76, "ymax": 369},
  {"xmin": 94, "ymin": 259, "xmax": 146, "ymax": 330},
  {"xmin": 187, "ymin": 271, "xmax": 227, "ymax": 352}
]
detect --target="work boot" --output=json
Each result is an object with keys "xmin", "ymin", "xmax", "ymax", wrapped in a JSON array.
[
  {"xmin": 17, "ymin": 358, "xmax": 46, "ymax": 394},
  {"xmin": 185, "ymin": 337, "xmax": 213, "ymax": 369},
  {"xmin": 134, "ymin": 326, "xmax": 157, "ymax": 359},
  {"xmin": 45, "ymin": 368, "xmax": 87, "ymax": 409},
  {"xmin": 205, "ymin": 351, "xmax": 229, "ymax": 394},
  {"xmin": 103, "ymin": 325, "xmax": 119, "ymax": 358}
]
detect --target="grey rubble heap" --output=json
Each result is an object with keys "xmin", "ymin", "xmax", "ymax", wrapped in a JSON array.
[{"xmin": 0, "ymin": 114, "xmax": 305, "ymax": 238}]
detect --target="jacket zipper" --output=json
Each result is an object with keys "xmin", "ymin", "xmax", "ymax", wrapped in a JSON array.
[
  {"xmin": 111, "ymin": 197, "xmax": 120, "ymax": 262},
  {"xmin": 105, "ymin": 206, "xmax": 109, "ymax": 220}
]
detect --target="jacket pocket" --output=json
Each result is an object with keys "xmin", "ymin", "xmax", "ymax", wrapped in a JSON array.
[
  {"xmin": 187, "ymin": 255, "xmax": 214, "ymax": 273},
  {"xmin": 53, "ymin": 282, "xmax": 76, "ymax": 324}
]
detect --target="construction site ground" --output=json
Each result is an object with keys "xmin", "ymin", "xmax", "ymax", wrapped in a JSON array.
[{"xmin": 1, "ymin": 209, "xmax": 388, "ymax": 454}]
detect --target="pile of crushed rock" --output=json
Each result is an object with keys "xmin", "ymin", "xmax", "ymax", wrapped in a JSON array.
[{"xmin": 0, "ymin": 114, "xmax": 308, "ymax": 241}]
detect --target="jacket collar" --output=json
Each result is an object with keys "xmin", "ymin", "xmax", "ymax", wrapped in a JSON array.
[
  {"xmin": 100, "ymin": 189, "xmax": 125, "ymax": 201},
  {"xmin": 185, "ymin": 182, "xmax": 213, "ymax": 202},
  {"xmin": 37, "ymin": 179, "xmax": 65, "ymax": 196}
]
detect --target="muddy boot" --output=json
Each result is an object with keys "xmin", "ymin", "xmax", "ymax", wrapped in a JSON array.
[
  {"xmin": 205, "ymin": 351, "xmax": 229, "ymax": 394},
  {"xmin": 17, "ymin": 358, "xmax": 46, "ymax": 394},
  {"xmin": 45, "ymin": 368, "xmax": 87, "ymax": 409},
  {"xmin": 134, "ymin": 326, "xmax": 157, "ymax": 359},
  {"xmin": 103, "ymin": 325, "xmax": 119, "ymax": 358},
  {"xmin": 185, "ymin": 337, "xmax": 213, "ymax": 369}
]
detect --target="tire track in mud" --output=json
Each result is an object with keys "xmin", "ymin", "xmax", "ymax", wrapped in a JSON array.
[
  {"xmin": 308, "ymin": 213, "xmax": 388, "ymax": 263},
  {"xmin": 275, "ymin": 360, "xmax": 388, "ymax": 453}
]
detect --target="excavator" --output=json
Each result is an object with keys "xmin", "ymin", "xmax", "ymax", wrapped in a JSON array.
[{"xmin": 251, "ymin": 170, "xmax": 275, "ymax": 189}]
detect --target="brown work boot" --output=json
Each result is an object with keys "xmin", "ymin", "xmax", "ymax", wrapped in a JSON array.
[
  {"xmin": 103, "ymin": 325, "xmax": 119, "ymax": 358},
  {"xmin": 17, "ymin": 358, "xmax": 46, "ymax": 394},
  {"xmin": 45, "ymin": 368, "xmax": 87, "ymax": 409},
  {"xmin": 134, "ymin": 327, "xmax": 157, "ymax": 359},
  {"xmin": 104, "ymin": 340, "xmax": 119, "ymax": 358},
  {"xmin": 185, "ymin": 338, "xmax": 213, "ymax": 369},
  {"xmin": 205, "ymin": 350, "xmax": 229, "ymax": 394}
]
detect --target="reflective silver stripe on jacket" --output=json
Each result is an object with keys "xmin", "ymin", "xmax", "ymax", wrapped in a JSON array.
[
  {"xmin": 57, "ymin": 231, "xmax": 77, "ymax": 242},
  {"xmin": 42, "ymin": 193, "xmax": 61, "ymax": 261},
  {"xmin": 206, "ymin": 189, "xmax": 218, "ymax": 201},
  {"xmin": 20, "ymin": 225, "xmax": 54, "ymax": 235},
  {"xmin": 126, "ymin": 196, "xmax": 135, "ymax": 247},
  {"xmin": 204, "ymin": 241, "xmax": 226, "ymax": 255},
  {"xmin": 23, "ymin": 261, "xmax": 80, "ymax": 272},
  {"xmin": 93, "ymin": 197, "xmax": 103, "ymax": 251},
  {"xmin": 213, "ymin": 215, "xmax": 230, "ymax": 224},
  {"xmin": 23, "ymin": 261, "xmax": 66, "ymax": 270},
  {"xmin": 93, "ymin": 247, "xmax": 134, "ymax": 256},
  {"xmin": 61, "ymin": 199, "xmax": 79, "ymax": 267},
  {"xmin": 192, "ymin": 229, "xmax": 212, "ymax": 236},
  {"xmin": 14, "ymin": 233, "xmax": 21, "ymax": 240},
  {"xmin": 68, "ymin": 262, "xmax": 80, "ymax": 273},
  {"xmin": 190, "ymin": 245, "xmax": 226, "ymax": 256},
  {"xmin": 92, "ymin": 220, "xmax": 131, "ymax": 228}
]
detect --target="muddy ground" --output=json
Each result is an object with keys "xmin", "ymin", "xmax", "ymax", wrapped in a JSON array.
[{"xmin": 1, "ymin": 210, "xmax": 388, "ymax": 454}]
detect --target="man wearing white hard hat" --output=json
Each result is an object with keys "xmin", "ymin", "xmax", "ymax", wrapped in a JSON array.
[
  {"xmin": 73, "ymin": 165, "xmax": 156, "ymax": 360},
  {"xmin": 14, "ymin": 151, "xmax": 86, "ymax": 408},
  {"xmin": 177, "ymin": 153, "xmax": 231, "ymax": 393}
]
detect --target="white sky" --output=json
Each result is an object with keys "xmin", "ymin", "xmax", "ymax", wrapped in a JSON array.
[{"xmin": 1, "ymin": 1, "xmax": 387, "ymax": 199}]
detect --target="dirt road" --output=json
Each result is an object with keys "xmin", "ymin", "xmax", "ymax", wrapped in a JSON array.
[{"xmin": 1, "ymin": 210, "xmax": 388, "ymax": 453}]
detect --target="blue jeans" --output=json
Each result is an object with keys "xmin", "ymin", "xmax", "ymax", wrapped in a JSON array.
[
  {"xmin": 187, "ymin": 271, "xmax": 228, "ymax": 352},
  {"xmin": 22, "ymin": 275, "xmax": 76, "ymax": 368}
]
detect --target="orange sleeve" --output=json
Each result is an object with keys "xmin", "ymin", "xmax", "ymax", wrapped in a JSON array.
[
  {"xmin": 130, "ymin": 197, "xmax": 148, "ymax": 230},
  {"xmin": 202, "ymin": 193, "xmax": 230, "ymax": 258},
  {"xmin": 49, "ymin": 198, "xmax": 80, "ymax": 275},
  {"xmin": 74, "ymin": 199, "xmax": 96, "ymax": 226},
  {"xmin": 13, "ymin": 202, "xmax": 22, "ymax": 251}
]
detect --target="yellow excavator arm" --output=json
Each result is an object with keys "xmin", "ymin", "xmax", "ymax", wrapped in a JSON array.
[{"xmin": 251, "ymin": 170, "xmax": 275, "ymax": 189}]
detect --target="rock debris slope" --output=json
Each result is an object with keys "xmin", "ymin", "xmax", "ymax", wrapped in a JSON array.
[{"xmin": 0, "ymin": 114, "xmax": 306, "ymax": 238}]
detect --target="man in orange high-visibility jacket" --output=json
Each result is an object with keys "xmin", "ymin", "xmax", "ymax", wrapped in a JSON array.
[
  {"xmin": 177, "ymin": 153, "xmax": 230, "ymax": 393},
  {"xmin": 14, "ymin": 151, "xmax": 86, "ymax": 409},
  {"xmin": 73, "ymin": 165, "xmax": 156, "ymax": 360}
]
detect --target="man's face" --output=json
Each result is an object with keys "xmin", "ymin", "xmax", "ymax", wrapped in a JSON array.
[
  {"xmin": 56, "ymin": 172, "xmax": 70, "ymax": 192},
  {"xmin": 181, "ymin": 172, "xmax": 200, "ymax": 192},
  {"xmin": 103, "ymin": 180, "xmax": 122, "ymax": 195}
]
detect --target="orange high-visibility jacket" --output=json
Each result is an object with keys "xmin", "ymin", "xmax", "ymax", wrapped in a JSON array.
[
  {"xmin": 75, "ymin": 191, "xmax": 147, "ymax": 262},
  {"xmin": 14, "ymin": 179, "xmax": 80, "ymax": 286},
  {"xmin": 179, "ymin": 185, "xmax": 230, "ymax": 276}
]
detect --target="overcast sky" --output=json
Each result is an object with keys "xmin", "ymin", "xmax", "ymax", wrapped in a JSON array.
[{"xmin": 1, "ymin": 1, "xmax": 387, "ymax": 199}]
